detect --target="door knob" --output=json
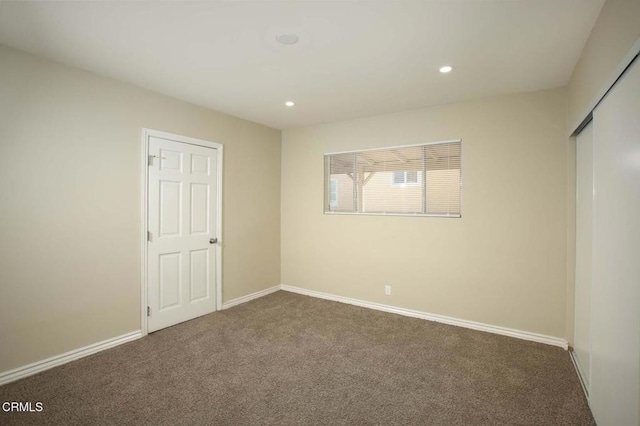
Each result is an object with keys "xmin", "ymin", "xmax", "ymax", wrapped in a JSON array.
[{"xmin": 210, "ymin": 238, "xmax": 218, "ymax": 244}]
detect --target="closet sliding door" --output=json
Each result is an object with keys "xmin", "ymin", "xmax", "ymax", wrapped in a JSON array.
[{"xmin": 589, "ymin": 57, "xmax": 640, "ymax": 426}]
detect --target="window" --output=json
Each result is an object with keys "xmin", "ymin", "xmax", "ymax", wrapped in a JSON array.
[
  {"xmin": 392, "ymin": 171, "xmax": 421, "ymax": 186},
  {"xmin": 324, "ymin": 140, "xmax": 462, "ymax": 217}
]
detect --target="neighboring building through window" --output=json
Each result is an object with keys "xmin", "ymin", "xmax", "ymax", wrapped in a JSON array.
[
  {"xmin": 324, "ymin": 140, "xmax": 462, "ymax": 217},
  {"xmin": 329, "ymin": 178, "xmax": 338, "ymax": 207},
  {"xmin": 392, "ymin": 170, "xmax": 421, "ymax": 186}
]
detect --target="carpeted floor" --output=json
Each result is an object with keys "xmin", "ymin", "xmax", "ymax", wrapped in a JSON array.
[{"xmin": 0, "ymin": 291, "xmax": 594, "ymax": 425}]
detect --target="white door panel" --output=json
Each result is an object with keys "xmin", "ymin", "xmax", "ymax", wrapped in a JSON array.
[
  {"xmin": 190, "ymin": 183, "xmax": 210, "ymax": 235},
  {"xmin": 190, "ymin": 249, "xmax": 209, "ymax": 301},
  {"xmin": 159, "ymin": 180, "xmax": 181, "ymax": 237},
  {"xmin": 159, "ymin": 252, "xmax": 181, "ymax": 309},
  {"xmin": 590, "ymin": 58, "xmax": 640, "ymax": 426},
  {"xmin": 148, "ymin": 136, "xmax": 218, "ymax": 332}
]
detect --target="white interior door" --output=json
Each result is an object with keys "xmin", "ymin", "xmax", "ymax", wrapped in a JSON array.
[
  {"xmin": 147, "ymin": 135, "xmax": 218, "ymax": 332},
  {"xmin": 573, "ymin": 121, "xmax": 592, "ymax": 393},
  {"xmin": 589, "ymin": 57, "xmax": 640, "ymax": 426}
]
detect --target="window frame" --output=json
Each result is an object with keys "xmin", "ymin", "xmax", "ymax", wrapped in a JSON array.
[{"xmin": 323, "ymin": 139, "xmax": 462, "ymax": 218}]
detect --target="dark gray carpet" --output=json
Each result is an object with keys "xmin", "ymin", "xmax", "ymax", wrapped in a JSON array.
[{"xmin": 0, "ymin": 291, "xmax": 594, "ymax": 425}]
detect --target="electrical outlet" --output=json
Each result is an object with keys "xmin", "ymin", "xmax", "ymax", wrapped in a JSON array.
[{"xmin": 385, "ymin": 285, "xmax": 391, "ymax": 295}]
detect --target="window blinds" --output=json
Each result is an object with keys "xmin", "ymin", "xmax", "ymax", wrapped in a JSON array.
[{"xmin": 324, "ymin": 140, "xmax": 461, "ymax": 217}]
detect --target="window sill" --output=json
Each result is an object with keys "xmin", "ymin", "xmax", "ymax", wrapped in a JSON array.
[{"xmin": 323, "ymin": 211, "xmax": 461, "ymax": 218}]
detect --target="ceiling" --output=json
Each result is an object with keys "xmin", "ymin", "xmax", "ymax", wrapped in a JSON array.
[{"xmin": 0, "ymin": 1, "xmax": 604, "ymax": 130}]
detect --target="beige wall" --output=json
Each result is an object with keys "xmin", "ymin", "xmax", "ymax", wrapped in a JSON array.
[
  {"xmin": 282, "ymin": 88, "xmax": 570, "ymax": 338},
  {"xmin": 568, "ymin": 0, "xmax": 640, "ymax": 131},
  {"xmin": 0, "ymin": 45, "xmax": 281, "ymax": 373}
]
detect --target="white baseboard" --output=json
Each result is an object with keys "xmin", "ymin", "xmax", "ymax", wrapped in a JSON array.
[
  {"xmin": 0, "ymin": 330, "xmax": 142, "ymax": 386},
  {"xmin": 280, "ymin": 284, "xmax": 568, "ymax": 350},
  {"xmin": 222, "ymin": 285, "xmax": 281, "ymax": 310}
]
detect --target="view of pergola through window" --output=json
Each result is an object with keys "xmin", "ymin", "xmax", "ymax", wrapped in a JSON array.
[{"xmin": 324, "ymin": 140, "xmax": 462, "ymax": 217}]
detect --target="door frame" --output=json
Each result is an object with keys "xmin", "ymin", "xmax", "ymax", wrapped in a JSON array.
[{"xmin": 140, "ymin": 128, "xmax": 223, "ymax": 336}]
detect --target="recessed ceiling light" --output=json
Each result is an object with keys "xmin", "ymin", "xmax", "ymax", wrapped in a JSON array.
[
  {"xmin": 439, "ymin": 66, "xmax": 453, "ymax": 73},
  {"xmin": 285, "ymin": 101, "xmax": 295, "ymax": 107},
  {"xmin": 276, "ymin": 33, "xmax": 299, "ymax": 45}
]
